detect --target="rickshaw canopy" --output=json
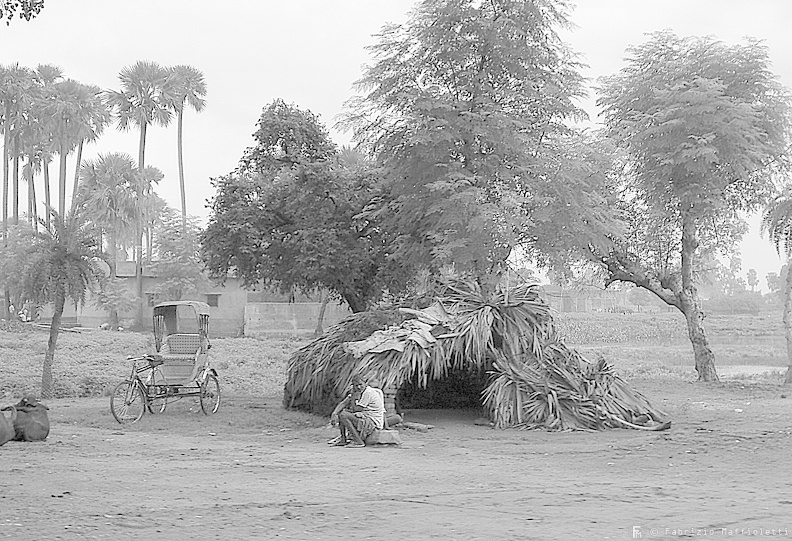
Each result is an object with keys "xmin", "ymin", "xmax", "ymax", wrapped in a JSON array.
[
  {"xmin": 152, "ymin": 301, "xmax": 211, "ymax": 353},
  {"xmin": 153, "ymin": 300, "xmax": 211, "ymax": 316}
]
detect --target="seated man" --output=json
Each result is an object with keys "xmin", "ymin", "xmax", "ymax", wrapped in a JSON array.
[{"xmin": 330, "ymin": 374, "xmax": 385, "ymax": 447}]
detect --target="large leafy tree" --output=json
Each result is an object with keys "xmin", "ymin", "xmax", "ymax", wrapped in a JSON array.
[
  {"xmin": 593, "ymin": 32, "xmax": 791, "ymax": 381},
  {"xmin": 169, "ymin": 65, "xmax": 207, "ymax": 235},
  {"xmin": 341, "ymin": 0, "xmax": 587, "ymax": 288},
  {"xmin": 105, "ymin": 61, "xmax": 175, "ymax": 327},
  {"xmin": 22, "ymin": 208, "xmax": 102, "ymax": 398},
  {"xmin": 202, "ymin": 100, "xmax": 396, "ymax": 312},
  {"xmin": 762, "ymin": 187, "xmax": 792, "ymax": 384},
  {"xmin": 0, "ymin": 0, "xmax": 44, "ymax": 24}
]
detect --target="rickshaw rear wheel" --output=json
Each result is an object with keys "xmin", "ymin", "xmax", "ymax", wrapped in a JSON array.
[
  {"xmin": 200, "ymin": 374, "xmax": 221, "ymax": 415},
  {"xmin": 110, "ymin": 380, "xmax": 145, "ymax": 424}
]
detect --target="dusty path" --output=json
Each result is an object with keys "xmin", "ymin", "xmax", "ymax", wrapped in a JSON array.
[{"xmin": 2, "ymin": 379, "xmax": 791, "ymax": 540}]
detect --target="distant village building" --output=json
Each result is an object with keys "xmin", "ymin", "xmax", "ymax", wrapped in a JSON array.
[{"xmin": 44, "ymin": 262, "xmax": 352, "ymax": 337}]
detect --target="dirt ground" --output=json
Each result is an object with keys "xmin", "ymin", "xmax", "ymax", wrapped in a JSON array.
[{"xmin": 2, "ymin": 379, "xmax": 792, "ymax": 541}]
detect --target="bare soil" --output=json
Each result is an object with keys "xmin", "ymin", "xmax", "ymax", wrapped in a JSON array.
[{"xmin": 2, "ymin": 379, "xmax": 792, "ymax": 541}]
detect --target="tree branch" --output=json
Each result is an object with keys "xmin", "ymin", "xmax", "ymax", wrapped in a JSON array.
[{"xmin": 592, "ymin": 247, "xmax": 681, "ymax": 309}]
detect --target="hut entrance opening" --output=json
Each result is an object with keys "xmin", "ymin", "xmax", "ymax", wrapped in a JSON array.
[{"xmin": 396, "ymin": 366, "xmax": 490, "ymax": 410}]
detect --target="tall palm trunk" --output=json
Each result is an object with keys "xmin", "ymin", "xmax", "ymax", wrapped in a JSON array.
[
  {"xmin": 783, "ymin": 260, "xmax": 792, "ymax": 385},
  {"xmin": 26, "ymin": 157, "xmax": 37, "ymax": 229},
  {"xmin": 71, "ymin": 140, "xmax": 83, "ymax": 212},
  {"xmin": 41, "ymin": 288, "xmax": 65, "ymax": 399},
  {"xmin": 177, "ymin": 110, "xmax": 187, "ymax": 235},
  {"xmin": 58, "ymin": 137, "xmax": 68, "ymax": 218},
  {"xmin": 43, "ymin": 156, "xmax": 52, "ymax": 229},
  {"xmin": 2, "ymin": 102, "xmax": 10, "ymax": 239},
  {"xmin": 679, "ymin": 207, "xmax": 719, "ymax": 382},
  {"xmin": 135, "ymin": 123, "xmax": 147, "ymax": 328},
  {"xmin": 12, "ymin": 132, "xmax": 20, "ymax": 225},
  {"xmin": 2, "ymin": 105, "xmax": 9, "ymax": 320},
  {"xmin": 108, "ymin": 234, "xmax": 121, "ymax": 331}
]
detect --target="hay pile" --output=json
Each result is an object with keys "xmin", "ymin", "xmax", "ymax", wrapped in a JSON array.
[{"xmin": 283, "ymin": 279, "xmax": 668, "ymax": 430}]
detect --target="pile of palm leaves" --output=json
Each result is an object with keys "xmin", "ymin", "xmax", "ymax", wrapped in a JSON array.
[
  {"xmin": 283, "ymin": 278, "xmax": 668, "ymax": 430},
  {"xmin": 282, "ymin": 308, "xmax": 406, "ymax": 415}
]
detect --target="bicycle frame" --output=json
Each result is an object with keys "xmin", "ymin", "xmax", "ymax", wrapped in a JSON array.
[{"xmin": 126, "ymin": 355, "xmax": 168, "ymax": 405}]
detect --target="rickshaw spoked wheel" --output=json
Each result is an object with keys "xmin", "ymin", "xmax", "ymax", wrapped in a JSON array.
[
  {"xmin": 110, "ymin": 380, "xmax": 145, "ymax": 424},
  {"xmin": 200, "ymin": 374, "xmax": 221, "ymax": 415}
]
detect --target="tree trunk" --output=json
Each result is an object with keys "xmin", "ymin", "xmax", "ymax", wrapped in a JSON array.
[
  {"xmin": 26, "ymin": 157, "xmax": 37, "ymax": 230},
  {"xmin": 59, "ymin": 138, "xmax": 68, "ymax": 218},
  {"xmin": 41, "ymin": 289, "xmax": 65, "ymax": 399},
  {"xmin": 71, "ymin": 140, "xmax": 84, "ymax": 211},
  {"xmin": 43, "ymin": 157, "xmax": 52, "ymax": 229},
  {"xmin": 783, "ymin": 258, "xmax": 792, "ymax": 385},
  {"xmin": 314, "ymin": 292, "xmax": 330, "ymax": 337},
  {"xmin": 177, "ymin": 110, "xmax": 187, "ymax": 235},
  {"xmin": 3, "ymin": 101, "xmax": 11, "ymax": 241},
  {"xmin": 109, "ymin": 235, "xmax": 120, "ymax": 331},
  {"xmin": 343, "ymin": 291, "xmax": 366, "ymax": 314},
  {"xmin": 12, "ymin": 133, "xmax": 20, "ymax": 225},
  {"xmin": 135, "ymin": 124, "xmax": 147, "ymax": 329},
  {"xmin": 680, "ymin": 207, "xmax": 719, "ymax": 382}
]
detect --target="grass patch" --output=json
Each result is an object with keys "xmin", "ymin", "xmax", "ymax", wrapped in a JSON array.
[
  {"xmin": 0, "ymin": 328, "xmax": 310, "ymax": 399},
  {"xmin": 2, "ymin": 310, "xmax": 789, "ymax": 400}
]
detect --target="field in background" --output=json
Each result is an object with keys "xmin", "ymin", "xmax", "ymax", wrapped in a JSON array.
[
  {"xmin": 1, "ymin": 311, "xmax": 788, "ymax": 399},
  {"xmin": 558, "ymin": 311, "xmax": 788, "ymax": 380}
]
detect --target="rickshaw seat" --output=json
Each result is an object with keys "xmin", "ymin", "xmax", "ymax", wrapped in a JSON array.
[{"xmin": 159, "ymin": 334, "xmax": 203, "ymax": 384}]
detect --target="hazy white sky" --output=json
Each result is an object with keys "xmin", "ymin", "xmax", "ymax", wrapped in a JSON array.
[{"xmin": 2, "ymin": 0, "xmax": 791, "ymax": 289}]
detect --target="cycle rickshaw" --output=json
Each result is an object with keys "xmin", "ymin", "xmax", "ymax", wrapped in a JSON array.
[{"xmin": 110, "ymin": 301, "xmax": 221, "ymax": 424}]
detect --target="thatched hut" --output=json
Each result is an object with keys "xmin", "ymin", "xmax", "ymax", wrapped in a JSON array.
[{"xmin": 283, "ymin": 279, "xmax": 668, "ymax": 430}]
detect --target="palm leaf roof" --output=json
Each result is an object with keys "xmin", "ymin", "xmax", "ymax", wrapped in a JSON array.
[{"xmin": 283, "ymin": 278, "xmax": 668, "ymax": 430}]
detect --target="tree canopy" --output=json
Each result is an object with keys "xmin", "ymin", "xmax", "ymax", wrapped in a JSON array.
[
  {"xmin": 0, "ymin": 0, "xmax": 43, "ymax": 24},
  {"xmin": 341, "ymin": 0, "xmax": 589, "ymax": 284},
  {"xmin": 587, "ymin": 31, "xmax": 792, "ymax": 380},
  {"xmin": 202, "ymin": 101, "xmax": 400, "ymax": 312}
]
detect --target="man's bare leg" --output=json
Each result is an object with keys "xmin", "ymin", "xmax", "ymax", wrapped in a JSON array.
[{"xmin": 339, "ymin": 411, "xmax": 365, "ymax": 445}]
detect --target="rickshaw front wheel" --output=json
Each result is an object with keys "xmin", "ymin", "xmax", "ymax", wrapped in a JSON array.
[
  {"xmin": 200, "ymin": 374, "xmax": 221, "ymax": 415},
  {"xmin": 110, "ymin": 380, "xmax": 145, "ymax": 424}
]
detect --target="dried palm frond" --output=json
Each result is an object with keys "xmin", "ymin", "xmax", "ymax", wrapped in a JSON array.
[{"xmin": 282, "ymin": 309, "xmax": 406, "ymax": 415}]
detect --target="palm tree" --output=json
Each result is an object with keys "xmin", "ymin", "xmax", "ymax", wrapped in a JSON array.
[
  {"xmin": 69, "ymin": 84, "xmax": 110, "ymax": 209},
  {"xmin": 76, "ymin": 152, "xmax": 138, "ymax": 330},
  {"xmin": 169, "ymin": 65, "xmax": 206, "ymax": 235},
  {"xmin": 0, "ymin": 63, "xmax": 34, "ymax": 319},
  {"xmin": 762, "ymin": 188, "xmax": 792, "ymax": 384},
  {"xmin": 32, "ymin": 64, "xmax": 64, "ymax": 230},
  {"xmin": 22, "ymin": 207, "xmax": 102, "ymax": 398},
  {"xmin": 46, "ymin": 78, "xmax": 86, "ymax": 218},
  {"xmin": 105, "ymin": 60, "xmax": 174, "ymax": 327},
  {"xmin": 1, "ymin": 63, "xmax": 33, "ymax": 230}
]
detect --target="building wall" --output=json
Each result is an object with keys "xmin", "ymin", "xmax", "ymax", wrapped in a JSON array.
[
  {"xmin": 44, "ymin": 274, "xmax": 351, "ymax": 337},
  {"xmin": 244, "ymin": 302, "xmax": 352, "ymax": 337}
]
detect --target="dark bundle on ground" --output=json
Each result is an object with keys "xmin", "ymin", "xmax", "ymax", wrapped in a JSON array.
[{"xmin": 282, "ymin": 308, "xmax": 405, "ymax": 415}]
